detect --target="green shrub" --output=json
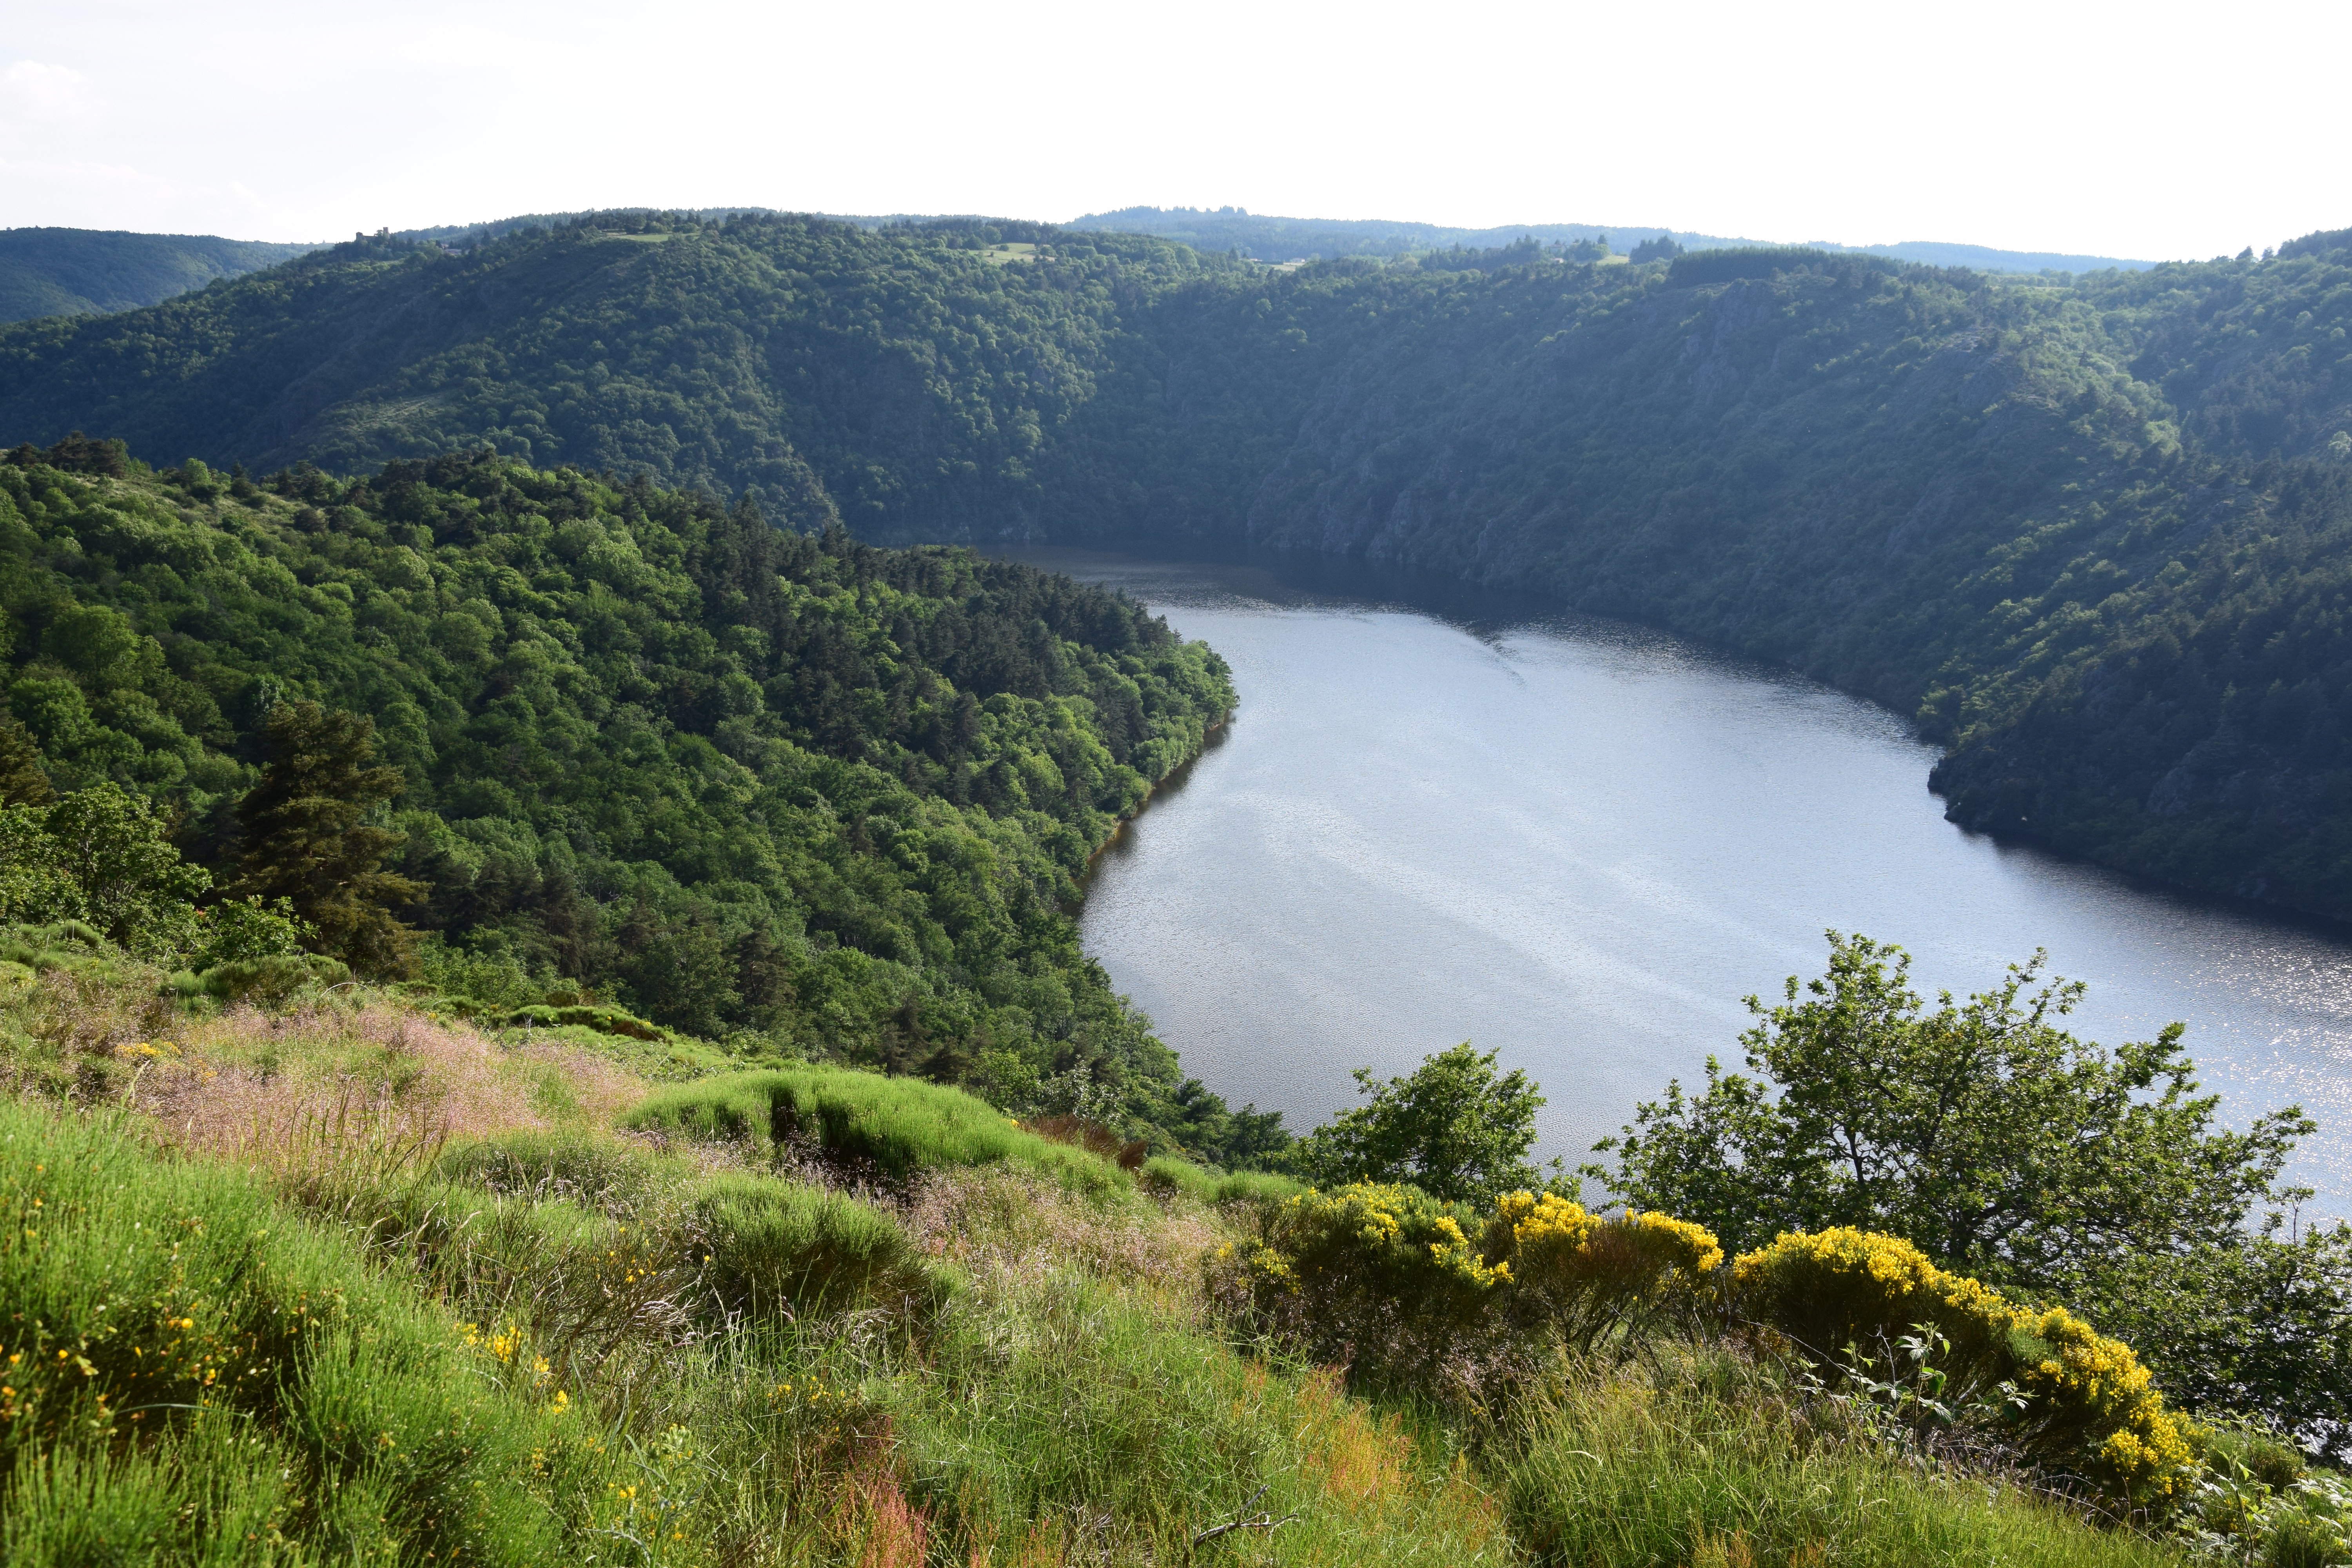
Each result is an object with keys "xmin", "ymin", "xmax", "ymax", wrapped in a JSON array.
[
  {"xmin": 1212, "ymin": 1181, "xmax": 1502, "ymax": 1386},
  {"xmin": 2266, "ymin": 1510, "xmax": 2351, "ymax": 1568},
  {"xmin": 688, "ymin": 1172, "xmax": 947, "ymax": 1323},
  {"xmin": 1732, "ymin": 1227, "xmax": 2194, "ymax": 1508},
  {"xmin": 0, "ymin": 919, "xmax": 116, "ymax": 976},
  {"xmin": 181, "ymin": 951, "xmax": 349, "ymax": 1005},
  {"xmin": 434, "ymin": 1127, "xmax": 672, "ymax": 1211},
  {"xmin": 502, "ymin": 1001, "xmax": 668, "ymax": 1041},
  {"xmin": 1138, "ymin": 1154, "xmax": 1301, "ymax": 1205},
  {"xmin": 622, "ymin": 1064, "xmax": 1125, "ymax": 1188}
]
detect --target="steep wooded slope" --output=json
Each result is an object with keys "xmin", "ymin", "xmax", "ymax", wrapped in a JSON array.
[
  {"xmin": 0, "ymin": 227, "xmax": 316, "ymax": 323},
  {"xmin": 0, "ymin": 440, "xmax": 1249, "ymax": 1151},
  {"xmin": 3, "ymin": 213, "xmax": 2350, "ymax": 916}
]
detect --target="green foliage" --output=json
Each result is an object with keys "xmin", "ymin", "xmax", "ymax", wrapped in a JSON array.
[
  {"xmin": 0, "ymin": 716, "xmax": 51, "ymax": 806},
  {"xmin": 622, "ymin": 1065, "xmax": 1126, "ymax": 1189},
  {"xmin": 1296, "ymin": 1041, "xmax": 1548, "ymax": 1203},
  {"xmin": 0, "ymin": 1099, "xmax": 576, "ymax": 1562},
  {"xmin": 1595, "ymin": 931, "xmax": 2350, "ymax": 1459},
  {"xmin": 0, "ymin": 783, "xmax": 208, "ymax": 958},
  {"xmin": 1501, "ymin": 1343, "xmax": 2187, "ymax": 1568},
  {"xmin": 1595, "ymin": 931, "xmax": 2305, "ymax": 1285},
  {"xmin": 231, "ymin": 699, "xmax": 421, "ymax": 977},
  {"xmin": 2081, "ymin": 1213, "xmax": 2352, "ymax": 1467},
  {"xmin": 0, "ymin": 441, "xmax": 1253, "ymax": 1154},
  {"xmin": 187, "ymin": 893, "xmax": 313, "ymax": 968}
]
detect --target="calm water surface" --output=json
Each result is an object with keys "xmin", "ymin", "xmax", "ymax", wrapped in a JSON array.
[{"xmin": 1000, "ymin": 546, "xmax": 2352, "ymax": 1216}]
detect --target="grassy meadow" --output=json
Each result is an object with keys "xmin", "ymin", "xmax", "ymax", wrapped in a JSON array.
[{"xmin": 0, "ymin": 957, "xmax": 2241, "ymax": 1565}]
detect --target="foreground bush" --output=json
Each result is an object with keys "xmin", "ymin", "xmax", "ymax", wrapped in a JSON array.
[
  {"xmin": 623, "ymin": 1065, "xmax": 1129, "ymax": 1189},
  {"xmin": 1733, "ymin": 1227, "xmax": 2194, "ymax": 1508},
  {"xmin": 1220, "ymin": 1183, "xmax": 2198, "ymax": 1516},
  {"xmin": 690, "ymin": 1172, "xmax": 950, "ymax": 1324},
  {"xmin": 1213, "ymin": 1182, "xmax": 1503, "ymax": 1387}
]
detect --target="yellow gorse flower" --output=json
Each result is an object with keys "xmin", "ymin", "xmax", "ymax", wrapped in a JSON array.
[{"xmin": 1733, "ymin": 1226, "xmax": 2190, "ymax": 1500}]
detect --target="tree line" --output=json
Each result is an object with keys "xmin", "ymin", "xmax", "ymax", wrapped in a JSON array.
[
  {"xmin": 0, "ymin": 435, "xmax": 1287, "ymax": 1163},
  {"xmin": 4, "ymin": 214, "xmax": 2349, "ymax": 915}
]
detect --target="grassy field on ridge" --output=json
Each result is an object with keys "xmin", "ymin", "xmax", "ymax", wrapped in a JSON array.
[{"xmin": 0, "ymin": 946, "xmax": 2229, "ymax": 1566}]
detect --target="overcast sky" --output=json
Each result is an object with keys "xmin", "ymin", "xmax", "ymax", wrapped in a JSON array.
[{"xmin": 1, "ymin": 0, "xmax": 2341, "ymax": 261}]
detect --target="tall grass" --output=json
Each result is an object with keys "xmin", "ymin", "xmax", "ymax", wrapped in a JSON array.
[
  {"xmin": 622, "ymin": 1066, "xmax": 1129, "ymax": 1190},
  {"xmin": 0, "ymin": 967, "xmax": 2223, "ymax": 1566},
  {"xmin": 902, "ymin": 1265, "xmax": 1509, "ymax": 1564},
  {"xmin": 1500, "ymin": 1343, "xmax": 2186, "ymax": 1568},
  {"xmin": 0, "ymin": 1098, "xmax": 581, "ymax": 1562}
]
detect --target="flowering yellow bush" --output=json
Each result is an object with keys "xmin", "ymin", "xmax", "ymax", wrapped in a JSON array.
[
  {"xmin": 1477, "ymin": 1193, "xmax": 1723, "ymax": 1351},
  {"xmin": 1215, "ymin": 1185, "xmax": 1730, "ymax": 1385},
  {"xmin": 1732, "ymin": 1227, "xmax": 2191, "ymax": 1504},
  {"xmin": 1211, "ymin": 1183, "xmax": 1506, "ymax": 1385},
  {"xmin": 1218, "ymin": 1191, "xmax": 2187, "ymax": 1507}
]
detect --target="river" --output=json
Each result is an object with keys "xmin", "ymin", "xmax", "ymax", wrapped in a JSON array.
[{"xmin": 996, "ymin": 543, "xmax": 2352, "ymax": 1217}]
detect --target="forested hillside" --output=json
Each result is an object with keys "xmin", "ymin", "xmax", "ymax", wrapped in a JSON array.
[
  {"xmin": 0, "ymin": 228, "xmax": 315, "ymax": 324},
  {"xmin": 2, "ymin": 211, "xmax": 2350, "ymax": 916},
  {"xmin": 1069, "ymin": 207, "xmax": 2149, "ymax": 273},
  {"xmin": 0, "ymin": 437, "xmax": 1253, "ymax": 1152}
]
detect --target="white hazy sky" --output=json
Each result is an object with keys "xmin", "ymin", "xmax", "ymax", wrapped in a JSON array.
[{"xmin": 1, "ymin": 0, "xmax": 2342, "ymax": 261}]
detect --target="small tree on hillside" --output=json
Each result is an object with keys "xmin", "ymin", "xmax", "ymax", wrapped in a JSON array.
[
  {"xmin": 234, "ymin": 702, "xmax": 421, "ymax": 977},
  {"xmin": 0, "ymin": 784, "xmax": 206, "ymax": 957},
  {"xmin": 1591, "ymin": 930, "xmax": 2352, "ymax": 1459},
  {"xmin": 1298, "ymin": 1042, "xmax": 1550, "ymax": 1204},
  {"xmin": 1590, "ymin": 931, "xmax": 2306, "ymax": 1288},
  {"xmin": 0, "ymin": 716, "xmax": 54, "ymax": 808}
]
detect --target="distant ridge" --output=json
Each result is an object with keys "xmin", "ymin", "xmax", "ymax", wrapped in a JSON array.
[
  {"xmin": 1066, "ymin": 207, "xmax": 2154, "ymax": 275},
  {"xmin": 0, "ymin": 228, "xmax": 318, "ymax": 324},
  {"xmin": 380, "ymin": 205, "xmax": 2156, "ymax": 277}
]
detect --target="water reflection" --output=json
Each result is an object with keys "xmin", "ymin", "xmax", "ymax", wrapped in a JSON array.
[{"xmin": 1000, "ymin": 542, "xmax": 2352, "ymax": 1217}]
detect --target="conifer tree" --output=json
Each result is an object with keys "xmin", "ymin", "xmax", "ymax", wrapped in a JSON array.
[
  {"xmin": 233, "ymin": 701, "xmax": 420, "ymax": 976},
  {"xmin": 0, "ymin": 716, "xmax": 53, "ymax": 808}
]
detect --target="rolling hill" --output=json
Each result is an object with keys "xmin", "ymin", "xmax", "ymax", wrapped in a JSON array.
[
  {"xmin": 0, "ymin": 227, "xmax": 317, "ymax": 323},
  {"xmin": 1, "ymin": 210, "xmax": 2349, "ymax": 919},
  {"xmin": 1065, "ymin": 207, "xmax": 2154, "ymax": 272}
]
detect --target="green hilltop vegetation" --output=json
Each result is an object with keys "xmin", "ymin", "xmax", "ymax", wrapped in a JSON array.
[
  {"xmin": 1, "ymin": 210, "xmax": 2348, "ymax": 916},
  {"xmin": 0, "ymin": 439, "xmax": 1271, "ymax": 1160},
  {"xmin": 1067, "ymin": 206, "xmax": 2154, "ymax": 273},
  {"xmin": 0, "ymin": 228, "xmax": 317, "ymax": 325}
]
